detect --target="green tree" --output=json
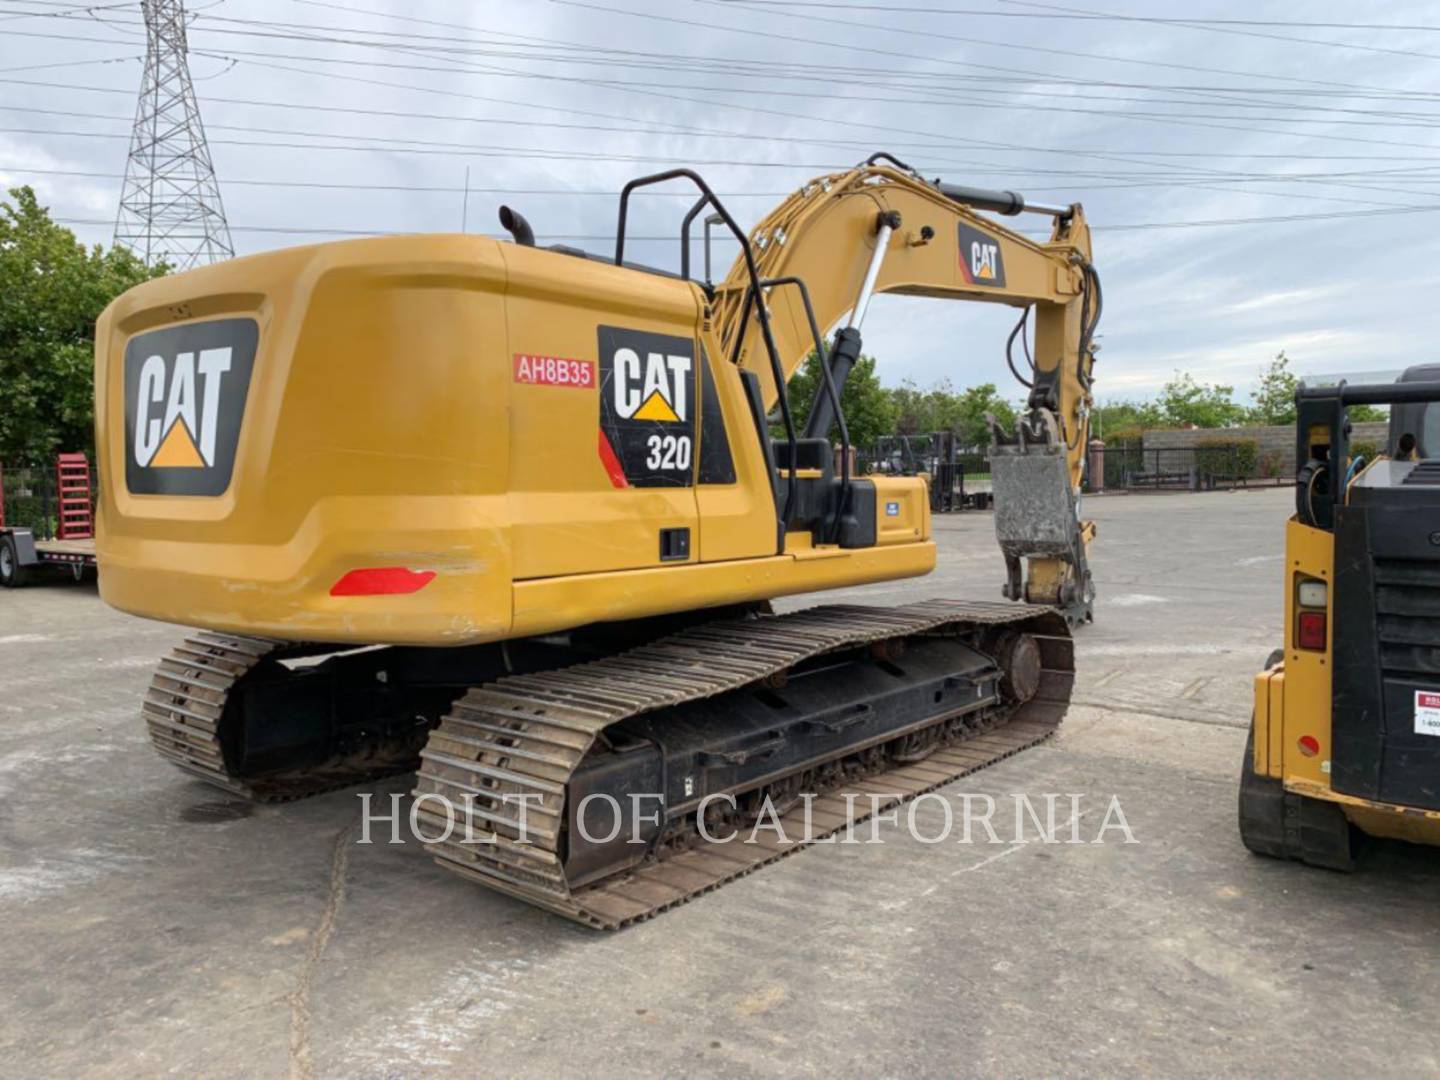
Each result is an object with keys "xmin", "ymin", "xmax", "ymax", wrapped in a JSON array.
[
  {"xmin": 948, "ymin": 382, "xmax": 1016, "ymax": 448},
  {"xmin": 0, "ymin": 186, "xmax": 162, "ymax": 463},
  {"xmin": 779, "ymin": 351, "xmax": 896, "ymax": 451},
  {"xmin": 1092, "ymin": 399, "xmax": 1163, "ymax": 439},
  {"xmin": 1157, "ymin": 371, "xmax": 1246, "ymax": 428},
  {"xmin": 888, "ymin": 379, "xmax": 930, "ymax": 436},
  {"xmin": 1248, "ymin": 350, "xmax": 1299, "ymax": 426},
  {"xmin": 884, "ymin": 377, "xmax": 1017, "ymax": 447}
]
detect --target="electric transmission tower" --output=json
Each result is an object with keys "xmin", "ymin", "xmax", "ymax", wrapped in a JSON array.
[{"xmin": 114, "ymin": 0, "xmax": 233, "ymax": 269}]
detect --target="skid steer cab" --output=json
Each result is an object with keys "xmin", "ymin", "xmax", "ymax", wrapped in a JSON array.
[{"xmin": 1241, "ymin": 368, "xmax": 1440, "ymax": 869}]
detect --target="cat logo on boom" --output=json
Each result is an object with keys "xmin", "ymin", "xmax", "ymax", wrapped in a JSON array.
[
  {"xmin": 597, "ymin": 325, "xmax": 696, "ymax": 488},
  {"xmin": 123, "ymin": 318, "xmax": 258, "ymax": 496},
  {"xmin": 957, "ymin": 223, "xmax": 1006, "ymax": 288}
]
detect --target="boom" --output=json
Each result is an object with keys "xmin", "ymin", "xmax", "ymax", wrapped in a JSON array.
[{"xmin": 714, "ymin": 158, "xmax": 1101, "ymax": 623}]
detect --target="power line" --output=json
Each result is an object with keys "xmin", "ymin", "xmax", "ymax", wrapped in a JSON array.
[
  {"xmin": 0, "ymin": 0, "xmax": 132, "ymax": 20},
  {"xmin": 12, "ymin": 94, "xmax": 1440, "ymax": 184},
  {"xmin": 16, "ymin": 25, "xmax": 1440, "ymax": 228},
  {"xmin": 704, "ymin": 1, "xmax": 1440, "ymax": 33},
  {"xmin": 190, "ymin": 46, "xmax": 1439, "ymax": 202},
  {"xmin": 46, "ymin": 196, "xmax": 1440, "ymax": 240},
  {"xmin": 1104, "ymin": 203, "xmax": 1440, "ymax": 231},
  {"xmin": 163, "ymin": 38, "xmax": 1440, "ymax": 153},
  {"xmin": 16, "ymin": 5, "xmax": 1440, "ymax": 210},
  {"xmin": 9, "ymin": 75, "xmax": 1440, "ymax": 161},
  {"xmin": 995, "ymin": 0, "xmax": 1440, "ymax": 63},
  {"xmin": 175, "ymin": 4, "xmax": 1440, "ymax": 115},
  {"xmin": 16, "ymin": 118, "xmax": 1440, "ymax": 213},
  {"xmin": 1, "ymin": 165, "xmax": 793, "ymax": 195},
  {"xmin": 24, "ymin": 0, "xmax": 1440, "ymax": 131},
  {"xmin": 25, "ymin": 8, "xmax": 1434, "ymax": 126},
  {"xmin": 710, "ymin": 0, "xmax": 1440, "ymax": 62},
  {"xmin": 138, "ymin": 23, "xmax": 1440, "ymax": 130},
  {"xmin": 0, "ymin": 54, "xmax": 137, "ymax": 74},
  {"xmin": 13, "ymin": 162, "xmax": 1440, "ymax": 210},
  {"xmin": 287, "ymin": 0, "xmax": 1440, "ymax": 103},
  {"xmin": 15, "ymin": 42, "xmax": 1440, "ymax": 210},
  {"xmin": 26, "ymin": 0, "xmax": 1440, "ymax": 125},
  {"xmin": 14, "ymin": 1, "xmax": 1440, "ymax": 102},
  {"xmin": 558, "ymin": 0, "xmax": 1426, "ymax": 96}
]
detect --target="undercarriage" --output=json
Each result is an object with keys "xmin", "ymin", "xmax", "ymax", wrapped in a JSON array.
[{"xmin": 143, "ymin": 600, "xmax": 1072, "ymax": 927}]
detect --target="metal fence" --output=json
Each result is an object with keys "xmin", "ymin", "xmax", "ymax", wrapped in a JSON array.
[
  {"xmin": 1, "ymin": 463, "xmax": 62, "ymax": 537},
  {"xmin": 1086, "ymin": 446, "xmax": 1288, "ymax": 493}
]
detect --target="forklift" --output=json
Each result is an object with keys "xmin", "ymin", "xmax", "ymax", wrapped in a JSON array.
[
  {"xmin": 1241, "ymin": 367, "xmax": 1440, "ymax": 867},
  {"xmin": 872, "ymin": 433, "xmax": 991, "ymax": 513}
]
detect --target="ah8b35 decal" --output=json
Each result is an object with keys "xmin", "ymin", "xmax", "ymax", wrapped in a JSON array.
[{"xmin": 596, "ymin": 325, "xmax": 696, "ymax": 488}]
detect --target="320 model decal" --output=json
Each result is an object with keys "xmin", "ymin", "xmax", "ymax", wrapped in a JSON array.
[{"xmin": 596, "ymin": 325, "xmax": 696, "ymax": 488}]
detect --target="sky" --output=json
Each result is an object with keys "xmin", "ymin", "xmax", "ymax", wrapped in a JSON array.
[{"xmin": 3, "ymin": 0, "xmax": 1439, "ymax": 405}]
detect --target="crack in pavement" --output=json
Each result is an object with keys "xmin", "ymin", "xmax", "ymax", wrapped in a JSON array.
[{"xmin": 289, "ymin": 823, "xmax": 353, "ymax": 1080}]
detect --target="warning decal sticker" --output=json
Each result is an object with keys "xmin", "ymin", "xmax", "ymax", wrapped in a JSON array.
[{"xmin": 1415, "ymin": 690, "xmax": 1440, "ymax": 737}]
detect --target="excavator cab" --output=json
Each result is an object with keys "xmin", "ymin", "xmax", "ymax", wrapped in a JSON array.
[{"xmin": 1242, "ymin": 369, "xmax": 1440, "ymax": 867}]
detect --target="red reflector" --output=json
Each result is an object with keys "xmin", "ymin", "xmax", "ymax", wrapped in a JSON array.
[
  {"xmin": 330, "ymin": 567, "xmax": 436, "ymax": 597},
  {"xmin": 1297, "ymin": 610, "xmax": 1327, "ymax": 651},
  {"xmin": 1298, "ymin": 735, "xmax": 1320, "ymax": 758}
]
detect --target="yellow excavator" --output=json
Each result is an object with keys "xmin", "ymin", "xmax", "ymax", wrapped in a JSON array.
[{"xmin": 94, "ymin": 154, "xmax": 1101, "ymax": 927}]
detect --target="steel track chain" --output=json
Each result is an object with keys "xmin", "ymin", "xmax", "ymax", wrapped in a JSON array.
[
  {"xmin": 413, "ymin": 599, "xmax": 1074, "ymax": 928},
  {"xmin": 142, "ymin": 631, "xmax": 428, "ymax": 803}
]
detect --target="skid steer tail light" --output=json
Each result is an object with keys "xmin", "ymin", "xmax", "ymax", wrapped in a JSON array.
[
  {"xmin": 1297, "ymin": 610, "xmax": 1327, "ymax": 651},
  {"xmin": 330, "ymin": 567, "xmax": 436, "ymax": 597}
]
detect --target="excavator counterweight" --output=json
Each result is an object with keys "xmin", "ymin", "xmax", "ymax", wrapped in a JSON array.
[{"xmin": 95, "ymin": 155, "xmax": 1101, "ymax": 925}]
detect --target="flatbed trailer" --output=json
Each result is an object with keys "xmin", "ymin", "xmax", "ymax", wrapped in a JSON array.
[{"xmin": 0, "ymin": 456, "xmax": 98, "ymax": 587}]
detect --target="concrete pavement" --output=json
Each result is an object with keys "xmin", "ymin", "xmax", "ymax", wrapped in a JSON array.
[{"xmin": 1, "ymin": 487, "xmax": 1436, "ymax": 1078}]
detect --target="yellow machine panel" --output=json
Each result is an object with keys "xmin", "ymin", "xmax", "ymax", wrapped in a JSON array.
[{"xmin": 96, "ymin": 235, "xmax": 943, "ymax": 644}]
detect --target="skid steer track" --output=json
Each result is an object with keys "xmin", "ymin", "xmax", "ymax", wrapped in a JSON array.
[{"xmin": 415, "ymin": 598, "xmax": 1073, "ymax": 929}]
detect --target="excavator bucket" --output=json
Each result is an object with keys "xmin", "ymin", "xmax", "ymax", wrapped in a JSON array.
[{"xmin": 989, "ymin": 433, "xmax": 1095, "ymax": 628}]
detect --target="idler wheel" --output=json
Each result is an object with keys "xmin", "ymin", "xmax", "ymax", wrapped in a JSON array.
[{"xmin": 996, "ymin": 632, "xmax": 1042, "ymax": 704}]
